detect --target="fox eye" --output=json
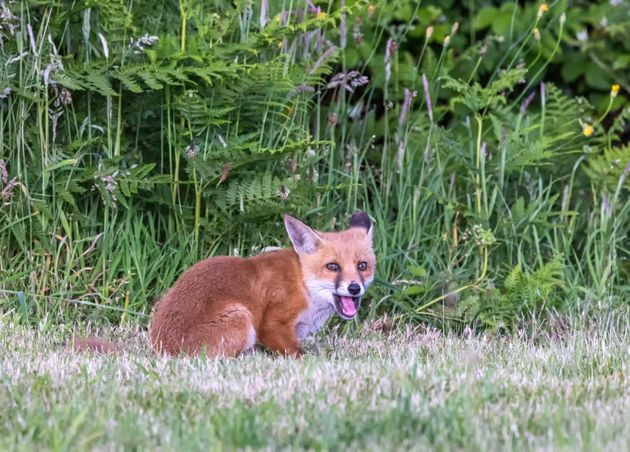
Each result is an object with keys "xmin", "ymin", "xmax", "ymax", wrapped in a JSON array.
[
  {"xmin": 358, "ymin": 261, "xmax": 368, "ymax": 271},
  {"xmin": 326, "ymin": 263, "xmax": 340, "ymax": 272}
]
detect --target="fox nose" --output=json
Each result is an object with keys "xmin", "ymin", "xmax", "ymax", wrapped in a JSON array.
[{"xmin": 348, "ymin": 283, "xmax": 361, "ymax": 296}]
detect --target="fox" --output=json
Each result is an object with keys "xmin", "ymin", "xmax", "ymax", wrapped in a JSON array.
[{"xmin": 135, "ymin": 210, "xmax": 375, "ymax": 358}]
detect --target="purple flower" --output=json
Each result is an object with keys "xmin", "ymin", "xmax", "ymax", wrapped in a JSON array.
[
  {"xmin": 520, "ymin": 90, "xmax": 536, "ymax": 114},
  {"xmin": 260, "ymin": 0, "xmax": 268, "ymax": 28},
  {"xmin": 309, "ymin": 45, "xmax": 336, "ymax": 74},
  {"xmin": 0, "ymin": 159, "xmax": 7, "ymax": 184},
  {"xmin": 480, "ymin": 142, "xmax": 487, "ymax": 161},
  {"xmin": 27, "ymin": 24, "xmax": 37, "ymax": 54},
  {"xmin": 398, "ymin": 88, "xmax": 417, "ymax": 128},
  {"xmin": 326, "ymin": 71, "xmax": 369, "ymax": 93},
  {"xmin": 293, "ymin": 84, "xmax": 316, "ymax": 94},
  {"xmin": 304, "ymin": 0, "xmax": 318, "ymax": 13},
  {"xmin": 422, "ymin": 73, "xmax": 433, "ymax": 122},
  {"xmin": 385, "ymin": 38, "xmax": 397, "ymax": 83}
]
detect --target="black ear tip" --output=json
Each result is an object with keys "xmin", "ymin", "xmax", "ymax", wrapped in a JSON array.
[{"xmin": 350, "ymin": 210, "xmax": 371, "ymax": 231}]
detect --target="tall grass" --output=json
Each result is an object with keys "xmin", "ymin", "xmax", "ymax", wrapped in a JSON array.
[{"xmin": 0, "ymin": 0, "xmax": 628, "ymax": 329}]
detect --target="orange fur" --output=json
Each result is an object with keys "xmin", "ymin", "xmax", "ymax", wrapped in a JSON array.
[
  {"xmin": 149, "ymin": 211, "xmax": 375, "ymax": 357},
  {"xmin": 74, "ymin": 211, "xmax": 376, "ymax": 358}
]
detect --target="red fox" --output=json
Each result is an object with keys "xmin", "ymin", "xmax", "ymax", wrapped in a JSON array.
[{"xmin": 147, "ymin": 211, "xmax": 375, "ymax": 357}]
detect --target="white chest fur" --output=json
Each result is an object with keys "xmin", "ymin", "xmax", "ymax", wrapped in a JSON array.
[
  {"xmin": 295, "ymin": 299, "xmax": 336, "ymax": 340},
  {"xmin": 295, "ymin": 279, "xmax": 337, "ymax": 340}
]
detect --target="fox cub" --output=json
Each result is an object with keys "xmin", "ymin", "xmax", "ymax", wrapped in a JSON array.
[{"xmin": 149, "ymin": 211, "xmax": 375, "ymax": 357}]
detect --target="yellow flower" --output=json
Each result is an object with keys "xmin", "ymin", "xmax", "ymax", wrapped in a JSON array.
[
  {"xmin": 367, "ymin": 4, "xmax": 376, "ymax": 17},
  {"xmin": 538, "ymin": 3, "xmax": 549, "ymax": 18},
  {"xmin": 582, "ymin": 124, "xmax": 593, "ymax": 137},
  {"xmin": 533, "ymin": 28, "xmax": 541, "ymax": 41},
  {"xmin": 443, "ymin": 35, "xmax": 450, "ymax": 46},
  {"xmin": 611, "ymin": 84, "xmax": 620, "ymax": 98},
  {"xmin": 317, "ymin": 11, "xmax": 327, "ymax": 20}
]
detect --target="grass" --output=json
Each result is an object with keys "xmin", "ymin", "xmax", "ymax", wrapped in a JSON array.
[{"xmin": 1, "ymin": 316, "xmax": 629, "ymax": 451}]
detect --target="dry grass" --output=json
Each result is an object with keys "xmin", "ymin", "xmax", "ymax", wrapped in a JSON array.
[{"xmin": 0, "ymin": 317, "xmax": 629, "ymax": 451}]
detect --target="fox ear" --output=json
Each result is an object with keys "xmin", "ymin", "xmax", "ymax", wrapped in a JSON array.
[
  {"xmin": 284, "ymin": 214, "xmax": 323, "ymax": 254},
  {"xmin": 349, "ymin": 210, "xmax": 372, "ymax": 240}
]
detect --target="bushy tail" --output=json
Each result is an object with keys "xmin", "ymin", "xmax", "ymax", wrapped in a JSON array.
[{"xmin": 71, "ymin": 336, "xmax": 124, "ymax": 354}]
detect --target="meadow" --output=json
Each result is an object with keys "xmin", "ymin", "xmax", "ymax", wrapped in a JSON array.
[
  {"xmin": 1, "ymin": 317, "xmax": 629, "ymax": 450},
  {"xmin": 0, "ymin": 0, "xmax": 629, "ymax": 449}
]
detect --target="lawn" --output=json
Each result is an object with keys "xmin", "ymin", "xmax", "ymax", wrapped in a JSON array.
[{"xmin": 1, "ymin": 317, "xmax": 628, "ymax": 451}]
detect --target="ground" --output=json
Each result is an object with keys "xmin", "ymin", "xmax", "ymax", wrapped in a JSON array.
[{"xmin": 0, "ymin": 318, "xmax": 628, "ymax": 450}]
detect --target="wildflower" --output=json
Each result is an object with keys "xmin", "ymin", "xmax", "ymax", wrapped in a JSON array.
[
  {"xmin": 219, "ymin": 163, "xmax": 230, "ymax": 183},
  {"xmin": 426, "ymin": 26, "xmax": 434, "ymax": 40},
  {"xmin": 560, "ymin": 12, "xmax": 566, "ymax": 24},
  {"xmin": 398, "ymin": 88, "xmax": 417, "ymax": 128},
  {"xmin": 443, "ymin": 35, "xmax": 450, "ymax": 47},
  {"xmin": 421, "ymin": 74, "xmax": 433, "ymax": 122},
  {"xmin": 353, "ymin": 18, "xmax": 363, "ymax": 45},
  {"xmin": 27, "ymin": 24, "xmax": 37, "ymax": 54},
  {"xmin": 101, "ymin": 174, "xmax": 117, "ymax": 193},
  {"xmin": 260, "ymin": 0, "xmax": 268, "ymax": 28},
  {"xmin": 328, "ymin": 113, "xmax": 338, "ymax": 125},
  {"xmin": 278, "ymin": 185, "xmax": 290, "ymax": 201},
  {"xmin": 600, "ymin": 16, "xmax": 608, "ymax": 28},
  {"xmin": 326, "ymin": 71, "xmax": 369, "ymax": 93},
  {"xmin": 0, "ymin": 3, "xmax": 18, "ymax": 41},
  {"xmin": 367, "ymin": 4, "xmax": 376, "ymax": 17},
  {"xmin": 538, "ymin": 3, "xmax": 549, "ymax": 18},
  {"xmin": 0, "ymin": 87, "xmax": 11, "ymax": 99},
  {"xmin": 610, "ymin": 0, "xmax": 622, "ymax": 5},
  {"xmin": 582, "ymin": 123, "xmax": 593, "ymax": 137},
  {"xmin": 186, "ymin": 143, "xmax": 199, "ymax": 159},
  {"xmin": 576, "ymin": 29, "xmax": 588, "ymax": 43},
  {"xmin": 520, "ymin": 90, "xmax": 536, "ymax": 114},
  {"xmin": 0, "ymin": 159, "xmax": 7, "ymax": 184},
  {"xmin": 451, "ymin": 22, "xmax": 459, "ymax": 35},
  {"xmin": 532, "ymin": 27, "xmax": 540, "ymax": 41},
  {"xmin": 288, "ymin": 159, "xmax": 298, "ymax": 174},
  {"xmin": 293, "ymin": 84, "xmax": 315, "ymax": 94},
  {"xmin": 95, "ymin": 33, "xmax": 108, "ymax": 61},
  {"xmin": 316, "ymin": 11, "xmax": 327, "ymax": 20},
  {"xmin": 385, "ymin": 38, "xmax": 397, "ymax": 83},
  {"xmin": 611, "ymin": 84, "xmax": 620, "ymax": 98},
  {"xmin": 130, "ymin": 34, "xmax": 158, "ymax": 54},
  {"xmin": 471, "ymin": 224, "xmax": 496, "ymax": 246},
  {"xmin": 309, "ymin": 45, "xmax": 337, "ymax": 75}
]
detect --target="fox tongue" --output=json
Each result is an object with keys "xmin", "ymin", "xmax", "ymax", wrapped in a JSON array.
[{"xmin": 339, "ymin": 296, "xmax": 357, "ymax": 317}]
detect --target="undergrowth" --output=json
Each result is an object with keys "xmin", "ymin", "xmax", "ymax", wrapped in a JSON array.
[{"xmin": 0, "ymin": 0, "xmax": 628, "ymax": 331}]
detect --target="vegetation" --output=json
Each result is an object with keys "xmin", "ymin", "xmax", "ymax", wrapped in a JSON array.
[
  {"xmin": 1, "ymin": 317, "xmax": 629, "ymax": 449},
  {"xmin": 0, "ymin": 0, "xmax": 628, "ymax": 330}
]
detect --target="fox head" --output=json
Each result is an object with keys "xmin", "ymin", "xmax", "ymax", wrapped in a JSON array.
[{"xmin": 284, "ymin": 211, "xmax": 376, "ymax": 320}]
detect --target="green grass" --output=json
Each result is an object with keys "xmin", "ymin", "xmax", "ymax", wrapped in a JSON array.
[{"xmin": 1, "ymin": 316, "xmax": 629, "ymax": 451}]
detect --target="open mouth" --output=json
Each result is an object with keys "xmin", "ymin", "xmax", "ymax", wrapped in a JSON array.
[{"xmin": 333, "ymin": 295, "xmax": 361, "ymax": 320}]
